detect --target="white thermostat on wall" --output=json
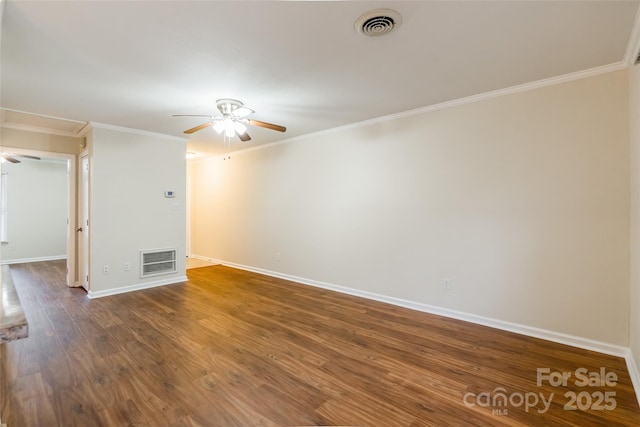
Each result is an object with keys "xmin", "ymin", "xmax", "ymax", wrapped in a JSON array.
[{"xmin": 164, "ymin": 190, "xmax": 175, "ymax": 198}]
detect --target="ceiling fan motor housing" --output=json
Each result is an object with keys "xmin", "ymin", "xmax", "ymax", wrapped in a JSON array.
[{"xmin": 216, "ymin": 99, "xmax": 244, "ymax": 116}]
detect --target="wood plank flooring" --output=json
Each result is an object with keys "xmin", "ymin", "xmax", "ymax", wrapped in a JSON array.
[{"xmin": 0, "ymin": 260, "xmax": 639, "ymax": 426}]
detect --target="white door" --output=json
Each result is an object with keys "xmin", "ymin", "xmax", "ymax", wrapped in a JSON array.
[{"xmin": 78, "ymin": 155, "xmax": 89, "ymax": 291}]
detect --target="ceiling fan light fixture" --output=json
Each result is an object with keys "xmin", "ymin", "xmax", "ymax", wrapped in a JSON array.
[
  {"xmin": 213, "ymin": 121, "xmax": 225, "ymax": 134},
  {"xmin": 222, "ymin": 118, "xmax": 236, "ymax": 137},
  {"xmin": 234, "ymin": 121, "xmax": 247, "ymax": 135}
]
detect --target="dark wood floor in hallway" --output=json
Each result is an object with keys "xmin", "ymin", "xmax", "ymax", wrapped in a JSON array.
[{"xmin": 0, "ymin": 260, "xmax": 639, "ymax": 426}]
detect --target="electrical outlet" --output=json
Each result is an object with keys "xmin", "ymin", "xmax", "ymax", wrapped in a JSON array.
[
  {"xmin": 276, "ymin": 252, "xmax": 281, "ymax": 261},
  {"xmin": 443, "ymin": 278, "xmax": 452, "ymax": 291},
  {"xmin": 103, "ymin": 265, "xmax": 110, "ymax": 275},
  {"xmin": 123, "ymin": 262, "xmax": 130, "ymax": 271}
]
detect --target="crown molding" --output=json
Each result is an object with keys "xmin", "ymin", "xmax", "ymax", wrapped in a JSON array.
[
  {"xmin": 0, "ymin": 107, "xmax": 88, "ymax": 137},
  {"xmin": 90, "ymin": 122, "xmax": 188, "ymax": 143},
  {"xmin": 225, "ymin": 61, "xmax": 628, "ymax": 160},
  {"xmin": 624, "ymin": 4, "xmax": 640, "ymax": 66},
  {"xmin": 0, "ymin": 122, "xmax": 85, "ymax": 138},
  {"xmin": 224, "ymin": 1, "xmax": 640, "ymax": 161}
]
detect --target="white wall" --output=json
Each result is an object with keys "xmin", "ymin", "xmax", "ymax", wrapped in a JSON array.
[
  {"xmin": 88, "ymin": 125, "xmax": 187, "ymax": 295},
  {"xmin": 190, "ymin": 70, "xmax": 629, "ymax": 346},
  {"xmin": 630, "ymin": 64, "xmax": 640, "ymax": 375},
  {"xmin": 0, "ymin": 158, "xmax": 67, "ymax": 262}
]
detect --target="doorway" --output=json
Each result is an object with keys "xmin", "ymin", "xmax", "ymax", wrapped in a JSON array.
[{"xmin": 0, "ymin": 146, "xmax": 77, "ymax": 286}]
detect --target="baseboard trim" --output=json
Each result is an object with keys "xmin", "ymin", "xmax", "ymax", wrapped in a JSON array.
[
  {"xmin": 188, "ymin": 254, "xmax": 220, "ymax": 263},
  {"xmin": 198, "ymin": 256, "xmax": 629, "ymax": 358},
  {"xmin": 1, "ymin": 255, "xmax": 67, "ymax": 265},
  {"xmin": 625, "ymin": 350, "xmax": 640, "ymax": 407},
  {"xmin": 87, "ymin": 275, "xmax": 188, "ymax": 299}
]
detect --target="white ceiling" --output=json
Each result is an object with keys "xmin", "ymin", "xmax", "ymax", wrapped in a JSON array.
[{"xmin": 1, "ymin": 1, "xmax": 639, "ymax": 157}]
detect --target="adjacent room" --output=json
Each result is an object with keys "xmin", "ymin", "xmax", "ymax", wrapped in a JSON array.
[
  {"xmin": 1, "ymin": 1, "xmax": 640, "ymax": 425},
  {"xmin": 0, "ymin": 155, "xmax": 68, "ymax": 265}
]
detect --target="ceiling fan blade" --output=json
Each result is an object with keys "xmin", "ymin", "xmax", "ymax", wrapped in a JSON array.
[
  {"xmin": 249, "ymin": 119, "xmax": 286, "ymax": 132},
  {"xmin": 16, "ymin": 154, "xmax": 41, "ymax": 160},
  {"xmin": 172, "ymin": 114, "xmax": 213, "ymax": 118},
  {"xmin": 184, "ymin": 122, "xmax": 212, "ymax": 134},
  {"xmin": 3, "ymin": 155, "xmax": 20, "ymax": 163},
  {"xmin": 238, "ymin": 132, "xmax": 251, "ymax": 142}
]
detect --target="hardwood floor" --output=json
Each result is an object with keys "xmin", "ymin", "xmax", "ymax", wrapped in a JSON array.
[{"xmin": 1, "ymin": 260, "xmax": 639, "ymax": 426}]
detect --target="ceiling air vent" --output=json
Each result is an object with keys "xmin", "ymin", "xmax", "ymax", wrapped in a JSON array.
[{"xmin": 355, "ymin": 9, "xmax": 402, "ymax": 37}]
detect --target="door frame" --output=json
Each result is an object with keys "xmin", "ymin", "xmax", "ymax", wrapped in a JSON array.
[
  {"xmin": 78, "ymin": 152, "xmax": 89, "ymax": 291},
  {"xmin": 1, "ymin": 146, "xmax": 77, "ymax": 287},
  {"xmin": 186, "ymin": 169, "xmax": 191, "ymax": 257}
]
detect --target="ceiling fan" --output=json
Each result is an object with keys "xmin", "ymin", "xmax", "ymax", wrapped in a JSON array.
[
  {"xmin": 173, "ymin": 99, "xmax": 286, "ymax": 142},
  {"xmin": 1, "ymin": 152, "xmax": 41, "ymax": 164}
]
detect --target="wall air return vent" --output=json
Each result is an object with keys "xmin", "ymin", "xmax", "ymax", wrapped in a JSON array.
[
  {"xmin": 140, "ymin": 248, "xmax": 177, "ymax": 278},
  {"xmin": 355, "ymin": 9, "xmax": 402, "ymax": 37}
]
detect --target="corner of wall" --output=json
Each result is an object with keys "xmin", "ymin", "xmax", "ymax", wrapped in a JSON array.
[
  {"xmin": 625, "ymin": 350, "xmax": 640, "ymax": 407},
  {"xmin": 629, "ymin": 62, "xmax": 640, "ymax": 405}
]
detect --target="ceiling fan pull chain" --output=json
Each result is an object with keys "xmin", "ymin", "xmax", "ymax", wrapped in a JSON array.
[{"xmin": 223, "ymin": 134, "xmax": 231, "ymax": 160}]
